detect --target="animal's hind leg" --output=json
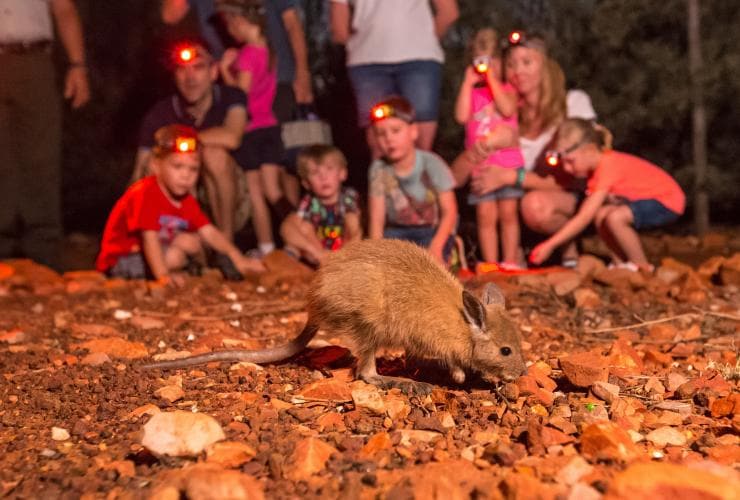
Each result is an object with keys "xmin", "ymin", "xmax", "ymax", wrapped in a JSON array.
[{"xmin": 355, "ymin": 349, "xmax": 433, "ymax": 396}]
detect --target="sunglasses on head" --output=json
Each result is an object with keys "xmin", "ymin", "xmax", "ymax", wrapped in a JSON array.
[
  {"xmin": 544, "ymin": 137, "xmax": 587, "ymax": 167},
  {"xmin": 369, "ymin": 103, "xmax": 414, "ymax": 123}
]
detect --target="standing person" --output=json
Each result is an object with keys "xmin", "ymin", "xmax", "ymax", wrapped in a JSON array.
[
  {"xmin": 161, "ymin": 0, "xmax": 228, "ymax": 59},
  {"xmin": 0, "ymin": 0, "xmax": 90, "ymax": 270},
  {"xmin": 454, "ymin": 27, "xmax": 524, "ymax": 269},
  {"xmin": 367, "ymin": 96, "xmax": 458, "ymax": 265},
  {"xmin": 134, "ymin": 37, "xmax": 246, "ymax": 242},
  {"xmin": 330, "ymin": 0, "xmax": 459, "ymax": 156},
  {"xmin": 528, "ymin": 119, "xmax": 685, "ymax": 272},
  {"xmin": 217, "ymin": 0, "xmax": 293, "ymax": 258},
  {"xmin": 451, "ymin": 31, "xmax": 596, "ymax": 267}
]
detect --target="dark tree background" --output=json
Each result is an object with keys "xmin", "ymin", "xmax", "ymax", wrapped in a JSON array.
[{"xmin": 61, "ymin": 0, "xmax": 740, "ymax": 234}]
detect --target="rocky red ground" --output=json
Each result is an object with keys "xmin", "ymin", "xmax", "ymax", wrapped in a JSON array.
[{"xmin": 0, "ymin": 232, "xmax": 738, "ymax": 499}]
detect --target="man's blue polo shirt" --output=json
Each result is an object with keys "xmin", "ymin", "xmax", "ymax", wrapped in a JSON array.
[{"xmin": 139, "ymin": 84, "xmax": 246, "ymax": 148}]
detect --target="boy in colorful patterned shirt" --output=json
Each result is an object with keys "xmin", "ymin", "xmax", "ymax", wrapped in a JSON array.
[{"xmin": 280, "ymin": 144, "xmax": 362, "ymax": 265}]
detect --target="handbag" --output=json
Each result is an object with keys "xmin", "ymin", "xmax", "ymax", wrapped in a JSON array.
[{"xmin": 281, "ymin": 104, "xmax": 333, "ymax": 150}]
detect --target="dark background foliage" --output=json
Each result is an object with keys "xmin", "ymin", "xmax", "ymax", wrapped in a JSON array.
[{"xmin": 60, "ymin": 0, "xmax": 740, "ymax": 234}]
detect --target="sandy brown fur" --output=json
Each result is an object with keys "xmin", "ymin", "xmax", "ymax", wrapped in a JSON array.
[{"xmin": 141, "ymin": 240, "xmax": 526, "ymax": 393}]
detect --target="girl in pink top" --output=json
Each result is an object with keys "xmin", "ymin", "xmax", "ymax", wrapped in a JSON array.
[
  {"xmin": 218, "ymin": 0, "xmax": 294, "ymax": 257},
  {"xmin": 529, "ymin": 118, "xmax": 685, "ymax": 272},
  {"xmin": 454, "ymin": 28, "xmax": 525, "ymax": 269}
]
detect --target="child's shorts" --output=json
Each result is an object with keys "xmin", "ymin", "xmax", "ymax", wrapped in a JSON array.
[
  {"xmin": 383, "ymin": 225, "xmax": 455, "ymax": 260},
  {"xmin": 467, "ymin": 185, "xmax": 524, "ymax": 205},
  {"xmin": 628, "ymin": 199, "xmax": 680, "ymax": 229},
  {"xmin": 234, "ymin": 125, "xmax": 286, "ymax": 171},
  {"xmin": 348, "ymin": 60, "xmax": 442, "ymax": 127},
  {"xmin": 107, "ymin": 253, "xmax": 148, "ymax": 280}
]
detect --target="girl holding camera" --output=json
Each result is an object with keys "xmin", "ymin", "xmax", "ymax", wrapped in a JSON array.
[{"xmin": 454, "ymin": 27, "xmax": 524, "ymax": 270}]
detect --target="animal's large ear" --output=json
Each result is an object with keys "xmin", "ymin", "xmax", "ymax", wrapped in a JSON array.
[
  {"xmin": 462, "ymin": 290, "xmax": 487, "ymax": 334},
  {"xmin": 481, "ymin": 283, "xmax": 505, "ymax": 307}
]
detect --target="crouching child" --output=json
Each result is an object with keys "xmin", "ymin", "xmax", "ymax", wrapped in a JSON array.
[
  {"xmin": 96, "ymin": 125, "xmax": 265, "ymax": 285},
  {"xmin": 280, "ymin": 144, "xmax": 362, "ymax": 266}
]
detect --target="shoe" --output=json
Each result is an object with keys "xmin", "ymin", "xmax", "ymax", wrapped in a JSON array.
[
  {"xmin": 498, "ymin": 261, "xmax": 525, "ymax": 271},
  {"xmin": 561, "ymin": 258, "xmax": 578, "ymax": 269},
  {"xmin": 245, "ymin": 248, "xmax": 265, "ymax": 259},
  {"xmin": 607, "ymin": 261, "xmax": 639, "ymax": 272},
  {"xmin": 210, "ymin": 252, "xmax": 244, "ymax": 281}
]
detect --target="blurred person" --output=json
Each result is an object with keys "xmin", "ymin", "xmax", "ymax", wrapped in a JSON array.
[
  {"xmin": 528, "ymin": 118, "xmax": 685, "ymax": 272},
  {"xmin": 133, "ymin": 37, "xmax": 245, "ymax": 241},
  {"xmin": 0, "ymin": 0, "xmax": 90, "ymax": 270},
  {"xmin": 454, "ymin": 27, "xmax": 524, "ymax": 269},
  {"xmin": 97, "ymin": 125, "xmax": 264, "ymax": 285},
  {"xmin": 330, "ymin": 0, "xmax": 459, "ymax": 156},
  {"xmin": 367, "ymin": 96, "xmax": 458, "ymax": 265},
  {"xmin": 280, "ymin": 144, "xmax": 361, "ymax": 266},
  {"xmin": 451, "ymin": 31, "xmax": 596, "ymax": 267},
  {"xmin": 217, "ymin": 0, "xmax": 294, "ymax": 258}
]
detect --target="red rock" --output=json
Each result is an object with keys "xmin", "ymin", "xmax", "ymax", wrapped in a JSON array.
[
  {"xmin": 155, "ymin": 385, "xmax": 184, "ymax": 403},
  {"xmin": 130, "ymin": 316, "xmax": 166, "ymax": 330},
  {"xmin": 72, "ymin": 337, "xmax": 148, "ymax": 359},
  {"xmin": 0, "ymin": 329, "xmax": 27, "ymax": 344},
  {"xmin": 645, "ymin": 426, "xmax": 687, "ymax": 448},
  {"xmin": 358, "ymin": 432, "xmax": 392, "ymax": 458},
  {"xmin": 516, "ymin": 375, "xmax": 539, "ymax": 396},
  {"xmin": 205, "ymin": 441, "xmax": 257, "ymax": 468},
  {"xmin": 648, "ymin": 323, "xmax": 678, "ymax": 341},
  {"xmin": 178, "ymin": 464, "xmax": 264, "ymax": 500},
  {"xmin": 530, "ymin": 388, "xmax": 555, "ymax": 407},
  {"xmin": 500, "ymin": 472, "xmax": 559, "ymax": 500},
  {"xmin": 559, "ymin": 352, "xmax": 609, "ymax": 388},
  {"xmin": 316, "ymin": 412, "xmax": 346, "ymax": 432},
  {"xmin": 142, "ymin": 411, "xmax": 225, "ymax": 457},
  {"xmin": 591, "ymin": 381, "xmax": 620, "ymax": 403},
  {"xmin": 711, "ymin": 396, "xmax": 736, "ymax": 418},
  {"xmin": 705, "ymin": 444, "xmax": 740, "ymax": 465},
  {"xmin": 546, "ymin": 270, "xmax": 582, "ymax": 296},
  {"xmin": 644, "ymin": 349, "xmax": 673, "ymax": 367},
  {"xmin": 528, "ymin": 362, "xmax": 558, "ymax": 392},
  {"xmin": 295, "ymin": 378, "xmax": 352, "ymax": 402},
  {"xmin": 575, "ymin": 254, "xmax": 607, "ymax": 278},
  {"xmin": 580, "ymin": 422, "xmax": 642, "ymax": 462},
  {"xmin": 81, "ymin": 352, "xmax": 111, "ymax": 366},
  {"xmin": 605, "ymin": 461, "xmax": 739, "ymax": 500},
  {"xmin": 608, "ymin": 339, "xmax": 644, "ymax": 376},
  {"xmin": 719, "ymin": 252, "xmax": 740, "ymax": 286},
  {"xmin": 573, "ymin": 287, "xmax": 601, "ymax": 309},
  {"xmin": 285, "ymin": 437, "xmax": 337, "ymax": 481}
]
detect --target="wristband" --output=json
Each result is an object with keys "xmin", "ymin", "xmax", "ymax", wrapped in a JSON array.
[{"xmin": 514, "ymin": 167, "xmax": 526, "ymax": 188}]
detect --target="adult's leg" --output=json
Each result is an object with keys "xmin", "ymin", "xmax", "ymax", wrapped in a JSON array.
[
  {"xmin": 521, "ymin": 190, "xmax": 579, "ymax": 264},
  {"xmin": 395, "ymin": 60, "xmax": 442, "ymax": 151},
  {"xmin": 201, "ymin": 145, "xmax": 236, "ymax": 241},
  {"xmin": 16, "ymin": 53, "xmax": 62, "ymax": 270},
  {"xmin": 348, "ymin": 64, "xmax": 394, "ymax": 158},
  {"xmin": 475, "ymin": 200, "xmax": 499, "ymax": 262}
]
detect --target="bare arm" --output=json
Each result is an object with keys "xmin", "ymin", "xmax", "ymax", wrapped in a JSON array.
[
  {"xmin": 160, "ymin": 0, "xmax": 189, "ymax": 24},
  {"xmin": 130, "ymin": 148, "xmax": 152, "ymax": 184},
  {"xmin": 329, "ymin": 1, "xmax": 350, "ymax": 44},
  {"xmin": 431, "ymin": 0, "xmax": 459, "ymax": 38},
  {"xmin": 487, "ymin": 74, "xmax": 518, "ymax": 118},
  {"xmin": 545, "ymin": 190, "xmax": 607, "ymax": 249},
  {"xmin": 344, "ymin": 211, "xmax": 363, "ymax": 241},
  {"xmin": 454, "ymin": 67, "xmax": 476, "ymax": 124},
  {"xmin": 197, "ymin": 106, "xmax": 246, "ymax": 150},
  {"xmin": 367, "ymin": 194, "xmax": 386, "ymax": 239},
  {"xmin": 141, "ymin": 230, "xmax": 170, "ymax": 280},
  {"xmin": 280, "ymin": 214, "xmax": 326, "ymax": 263},
  {"xmin": 429, "ymin": 190, "xmax": 457, "ymax": 262},
  {"xmin": 51, "ymin": 0, "xmax": 90, "ymax": 108},
  {"xmin": 282, "ymin": 8, "xmax": 313, "ymax": 103}
]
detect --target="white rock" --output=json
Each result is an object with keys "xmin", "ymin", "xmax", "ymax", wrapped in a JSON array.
[
  {"xmin": 113, "ymin": 309, "xmax": 132, "ymax": 320},
  {"xmin": 142, "ymin": 411, "xmax": 225, "ymax": 457},
  {"xmin": 51, "ymin": 427, "xmax": 70, "ymax": 441},
  {"xmin": 645, "ymin": 426, "xmax": 687, "ymax": 448}
]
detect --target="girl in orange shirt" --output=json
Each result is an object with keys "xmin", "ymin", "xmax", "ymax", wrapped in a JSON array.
[{"xmin": 529, "ymin": 118, "xmax": 685, "ymax": 271}]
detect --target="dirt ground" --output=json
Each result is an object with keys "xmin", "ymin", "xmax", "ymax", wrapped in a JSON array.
[{"xmin": 0, "ymin": 231, "xmax": 739, "ymax": 499}]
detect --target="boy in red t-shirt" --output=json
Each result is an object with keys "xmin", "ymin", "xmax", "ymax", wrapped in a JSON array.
[
  {"xmin": 96, "ymin": 125, "xmax": 264, "ymax": 285},
  {"xmin": 529, "ymin": 118, "xmax": 685, "ymax": 272}
]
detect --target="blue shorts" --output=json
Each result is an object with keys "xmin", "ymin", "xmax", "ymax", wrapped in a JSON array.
[
  {"xmin": 628, "ymin": 199, "xmax": 680, "ymax": 230},
  {"xmin": 234, "ymin": 126, "xmax": 286, "ymax": 171},
  {"xmin": 108, "ymin": 252, "xmax": 148, "ymax": 279},
  {"xmin": 468, "ymin": 185, "xmax": 524, "ymax": 205},
  {"xmin": 383, "ymin": 225, "xmax": 455, "ymax": 260},
  {"xmin": 348, "ymin": 60, "xmax": 442, "ymax": 127}
]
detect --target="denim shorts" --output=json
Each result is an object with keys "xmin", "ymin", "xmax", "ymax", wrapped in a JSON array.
[
  {"xmin": 628, "ymin": 199, "xmax": 680, "ymax": 230},
  {"xmin": 383, "ymin": 225, "xmax": 455, "ymax": 260},
  {"xmin": 108, "ymin": 252, "xmax": 148, "ymax": 279},
  {"xmin": 467, "ymin": 185, "xmax": 524, "ymax": 205},
  {"xmin": 348, "ymin": 60, "xmax": 442, "ymax": 127}
]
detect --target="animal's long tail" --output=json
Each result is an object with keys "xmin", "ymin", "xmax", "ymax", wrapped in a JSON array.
[{"xmin": 139, "ymin": 322, "xmax": 319, "ymax": 370}]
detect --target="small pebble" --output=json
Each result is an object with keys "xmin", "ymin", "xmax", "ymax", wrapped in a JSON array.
[{"xmin": 114, "ymin": 309, "xmax": 132, "ymax": 320}]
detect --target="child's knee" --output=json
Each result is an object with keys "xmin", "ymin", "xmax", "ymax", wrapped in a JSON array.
[
  {"xmin": 171, "ymin": 233, "xmax": 202, "ymax": 256},
  {"xmin": 605, "ymin": 206, "xmax": 633, "ymax": 228}
]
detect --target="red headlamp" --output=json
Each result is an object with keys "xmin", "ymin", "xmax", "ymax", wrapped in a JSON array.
[
  {"xmin": 369, "ymin": 103, "xmax": 414, "ymax": 123},
  {"xmin": 174, "ymin": 137, "xmax": 197, "ymax": 153},
  {"xmin": 501, "ymin": 30, "xmax": 547, "ymax": 54},
  {"xmin": 172, "ymin": 44, "xmax": 201, "ymax": 66},
  {"xmin": 473, "ymin": 55, "xmax": 491, "ymax": 74},
  {"xmin": 545, "ymin": 151, "xmax": 561, "ymax": 167}
]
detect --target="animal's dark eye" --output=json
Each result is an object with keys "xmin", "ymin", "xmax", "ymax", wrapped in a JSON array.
[{"xmin": 500, "ymin": 347, "xmax": 512, "ymax": 356}]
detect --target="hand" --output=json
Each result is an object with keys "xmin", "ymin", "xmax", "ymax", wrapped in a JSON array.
[
  {"xmin": 293, "ymin": 68, "xmax": 314, "ymax": 104},
  {"xmin": 64, "ymin": 66, "xmax": 90, "ymax": 109},
  {"xmin": 428, "ymin": 241, "xmax": 445, "ymax": 265},
  {"xmin": 158, "ymin": 272, "xmax": 186, "ymax": 288},
  {"xmin": 463, "ymin": 65, "xmax": 480, "ymax": 85},
  {"xmin": 219, "ymin": 48, "xmax": 239, "ymax": 75},
  {"xmin": 529, "ymin": 241, "xmax": 555, "ymax": 266},
  {"xmin": 471, "ymin": 167, "xmax": 509, "ymax": 196},
  {"xmin": 235, "ymin": 255, "xmax": 266, "ymax": 275}
]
